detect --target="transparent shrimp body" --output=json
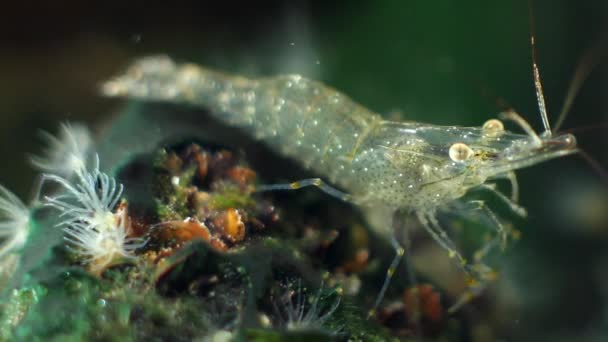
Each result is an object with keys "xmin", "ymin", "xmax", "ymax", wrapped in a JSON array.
[
  {"xmin": 103, "ymin": 56, "xmax": 575, "ymax": 209},
  {"xmin": 102, "ymin": 56, "xmax": 577, "ymax": 311}
]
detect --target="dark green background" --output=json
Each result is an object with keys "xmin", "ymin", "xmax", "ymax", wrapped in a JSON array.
[{"xmin": 0, "ymin": 1, "xmax": 606, "ymax": 340}]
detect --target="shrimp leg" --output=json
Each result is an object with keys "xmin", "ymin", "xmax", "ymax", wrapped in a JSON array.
[
  {"xmin": 505, "ymin": 171, "xmax": 520, "ymax": 203},
  {"xmin": 478, "ymin": 184, "xmax": 527, "ymax": 218},
  {"xmin": 447, "ymin": 264, "xmax": 495, "ymax": 314},
  {"xmin": 255, "ymin": 178, "xmax": 353, "ymax": 202},
  {"xmin": 419, "ymin": 209, "xmax": 501, "ymax": 312},
  {"xmin": 418, "ymin": 212, "xmax": 471, "ymax": 277},
  {"xmin": 373, "ymin": 212, "xmax": 423, "ymax": 336},
  {"xmin": 467, "ymin": 199, "xmax": 510, "ymax": 253},
  {"xmin": 370, "ymin": 236, "xmax": 405, "ymax": 316}
]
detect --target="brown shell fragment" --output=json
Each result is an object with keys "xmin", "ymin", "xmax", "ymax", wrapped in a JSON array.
[{"xmin": 156, "ymin": 218, "xmax": 212, "ymax": 244}]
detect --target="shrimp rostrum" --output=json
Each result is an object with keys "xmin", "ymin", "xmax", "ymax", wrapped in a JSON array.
[{"xmin": 102, "ymin": 56, "xmax": 578, "ymax": 312}]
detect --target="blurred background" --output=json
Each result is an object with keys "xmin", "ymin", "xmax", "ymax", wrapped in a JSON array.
[{"xmin": 0, "ymin": 0, "xmax": 606, "ymax": 340}]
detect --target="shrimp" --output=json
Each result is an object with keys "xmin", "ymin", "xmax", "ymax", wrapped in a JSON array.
[{"xmin": 101, "ymin": 53, "xmax": 578, "ymax": 313}]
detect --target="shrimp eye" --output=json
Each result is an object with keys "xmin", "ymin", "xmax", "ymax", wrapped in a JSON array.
[
  {"xmin": 449, "ymin": 143, "xmax": 474, "ymax": 162},
  {"xmin": 482, "ymin": 119, "xmax": 504, "ymax": 136}
]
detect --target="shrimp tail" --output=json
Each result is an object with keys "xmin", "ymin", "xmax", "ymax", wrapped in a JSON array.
[{"xmin": 102, "ymin": 55, "xmax": 257, "ymax": 129}]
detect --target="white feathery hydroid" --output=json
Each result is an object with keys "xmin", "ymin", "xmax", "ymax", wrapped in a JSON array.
[
  {"xmin": 44, "ymin": 155, "xmax": 147, "ymax": 272},
  {"xmin": 273, "ymin": 280, "xmax": 341, "ymax": 332},
  {"xmin": 44, "ymin": 155, "xmax": 122, "ymax": 232},
  {"xmin": 0, "ymin": 185, "xmax": 31, "ymax": 258},
  {"xmin": 30, "ymin": 122, "xmax": 92, "ymax": 178},
  {"xmin": 62, "ymin": 203, "xmax": 147, "ymax": 272}
]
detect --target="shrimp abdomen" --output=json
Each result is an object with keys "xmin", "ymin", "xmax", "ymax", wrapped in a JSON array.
[{"xmin": 103, "ymin": 56, "xmax": 383, "ymax": 188}]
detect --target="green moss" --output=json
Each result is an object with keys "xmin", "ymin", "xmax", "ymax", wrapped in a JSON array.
[
  {"xmin": 209, "ymin": 185, "xmax": 255, "ymax": 210},
  {"xmin": 5, "ymin": 266, "xmax": 239, "ymax": 341}
]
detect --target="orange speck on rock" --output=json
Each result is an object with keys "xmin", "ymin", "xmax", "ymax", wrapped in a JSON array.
[
  {"xmin": 210, "ymin": 237, "xmax": 228, "ymax": 252},
  {"xmin": 339, "ymin": 248, "xmax": 370, "ymax": 273},
  {"xmin": 226, "ymin": 166, "xmax": 256, "ymax": 187},
  {"xmin": 114, "ymin": 201, "xmax": 150, "ymax": 238},
  {"xmin": 165, "ymin": 152, "xmax": 184, "ymax": 175},
  {"xmin": 214, "ymin": 208, "xmax": 246, "ymax": 243},
  {"xmin": 404, "ymin": 284, "xmax": 443, "ymax": 324}
]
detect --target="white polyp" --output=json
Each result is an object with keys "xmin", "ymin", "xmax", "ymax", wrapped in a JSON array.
[
  {"xmin": 0, "ymin": 184, "xmax": 31, "ymax": 258},
  {"xmin": 30, "ymin": 122, "xmax": 92, "ymax": 178},
  {"xmin": 44, "ymin": 154, "xmax": 145, "ymax": 271}
]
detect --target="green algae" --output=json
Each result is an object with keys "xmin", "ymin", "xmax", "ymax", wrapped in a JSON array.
[{"xmin": 208, "ymin": 186, "xmax": 255, "ymax": 211}]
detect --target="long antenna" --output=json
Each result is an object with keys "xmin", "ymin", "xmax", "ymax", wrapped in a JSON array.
[
  {"xmin": 554, "ymin": 35, "xmax": 608, "ymax": 132},
  {"xmin": 528, "ymin": 2, "xmax": 552, "ymax": 137}
]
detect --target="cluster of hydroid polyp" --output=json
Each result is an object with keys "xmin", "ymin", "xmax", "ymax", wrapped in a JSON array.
[
  {"xmin": 44, "ymin": 155, "xmax": 147, "ymax": 273},
  {"xmin": 272, "ymin": 280, "xmax": 341, "ymax": 333},
  {"xmin": 0, "ymin": 123, "xmax": 147, "ymax": 275}
]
